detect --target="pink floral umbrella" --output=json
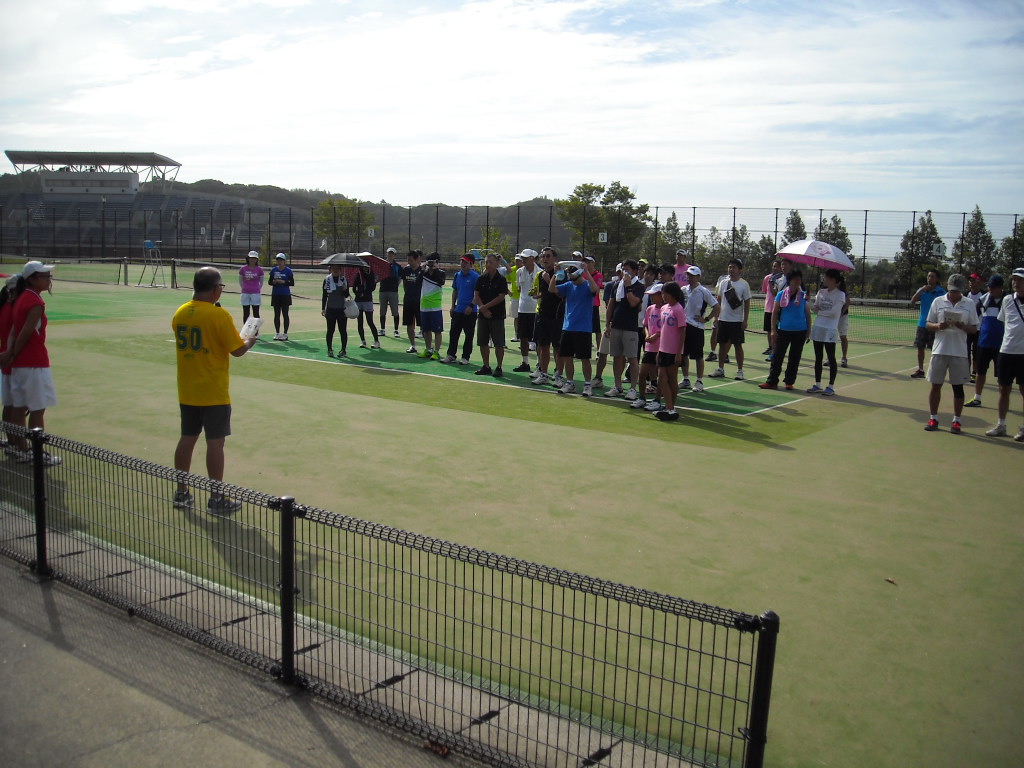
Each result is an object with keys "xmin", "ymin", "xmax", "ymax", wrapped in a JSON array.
[{"xmin": 774, "ymin": 239, "xmax": 854, "ymax": 271}]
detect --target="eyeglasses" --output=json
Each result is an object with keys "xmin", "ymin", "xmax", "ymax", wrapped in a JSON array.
[{"xmin": 217, "ymin": 283, "xmax": 225, "ymax": 287}]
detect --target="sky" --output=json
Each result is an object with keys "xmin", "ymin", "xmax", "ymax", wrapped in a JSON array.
[{"xmin": 1, "ymin": 0, "xmax": 1022, "ymax": 214}]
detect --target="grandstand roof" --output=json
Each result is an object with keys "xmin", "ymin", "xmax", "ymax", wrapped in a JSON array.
[{"xmin": 5, "ymin": 150, "xmax": 181, "ymax": 180}]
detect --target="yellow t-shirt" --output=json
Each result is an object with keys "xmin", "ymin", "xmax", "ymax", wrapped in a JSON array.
[{"xmin": 172, "ymin": 300, "xmax": 243, "ymax": 406}]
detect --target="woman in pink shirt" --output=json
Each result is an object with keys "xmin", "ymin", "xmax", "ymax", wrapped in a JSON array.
[{"xmin": 651, "ymin": 281, "xmax": 688, "ymax": 421}]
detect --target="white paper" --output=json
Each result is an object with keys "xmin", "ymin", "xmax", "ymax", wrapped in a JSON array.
[{"xmin": 241, "ymin": 317, "xmax": 264, "ymax": 338}]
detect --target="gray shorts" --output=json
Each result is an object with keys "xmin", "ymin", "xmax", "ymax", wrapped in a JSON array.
[
  {"xmin": 379, "ymin": 291, "xmax": 399, "ymax": 315},
  {"xmin": 926, "ymin": 354, "xmax": 969, "ymax": 386},
  {"xmin": 609, "ymin": 328, "xmax": 639, "ymax": 358}
]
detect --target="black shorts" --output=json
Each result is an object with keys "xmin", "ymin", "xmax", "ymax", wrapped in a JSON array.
[
  {"xmin": 657, "ymin": 351, "xmax": 680, "ymax": 368},
  {"xmin": 914, "ymin": 326, "xmax": 934, "ymax": 350},
  {"xmin": 559, "ymin": 330, "xmax": 592, "ymax": 360},
  {"xmin": 997, "ymin": 353, "xmax": 1024, "ymax": 387},
  {"xmin": 592, "ymin": 305, "xmax": 602, "ymax": 333},
  {"xmin": 763, "ymin": 311, "xmax": 772, "ymax": 333},
  {"xmin": 534, "ymin": 314, "xmax": 560, "ymax": 347},
  {"xmin": 518, "ymin": 313, "xmax": 536, "ymax": 341},
  {"xmin": 271, "ymin": 294, "xmax": 292, "ymax": 308},
  {"xmin": 403, "ymin": 304, "xmax": 420, "ymax": 326},
  {"xmin": 642, "ymin": 350, "xmax": 659, "ymax": 365},
  {"xmin": 717, "ymin": 321, "xmax": 745, "ymax": 346},
  {"xmin": 476, "ymin": 314, "xmax": 506, "ymax": 348},
  {"xmin": 684, "ymin": 325, "xmax": 705, "ymax": 360},
  {"xmin": 976, "ymin": 346, "xmax": 999, "ymax": 377},
  {"xmin": 180, "ymin": 404, "xmax": 232, "ymax": 440}
]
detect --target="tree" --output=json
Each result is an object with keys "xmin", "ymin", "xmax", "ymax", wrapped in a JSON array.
[
  {"xmin": 751, "ymin": 234, "xmax": 779, "ymax": 276},
  {"xmin": 780, "ymin": 210, "xmax": 807, "ymax": 246},
  {"xmin": 997, "ymin": 217, "xmax": 1024, "ymax": 275},
  {"xmin": 657, "ymin": 211, "xmax": 685, "ymax": 262},
  {"xmin": 554, "ymin": 181, "xmax": 651, "ymax": 271},
  {"xmin": 814, "ymin": 214, "xmax": 854, "ymax": 256},
  {"xmin": 894, "ymin": 211, "xmax": 945, "ymax": 295},
  {"xmin": 313, "ymin": 198, "xmax": 376, "ymax": 253},
  {"xmin": 467, "ymin": 225, "xmax": 513, "ymax": 259},
  {"xmin": 951, "ymin": 206, "xmax": 997, "ymax": 276}
]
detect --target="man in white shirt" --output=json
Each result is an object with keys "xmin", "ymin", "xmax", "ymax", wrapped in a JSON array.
[
  {"xmin": 680, "ymin": 266, "xmax": 719, "ymax": 392},
  {"xmin": 923, "ymin": 273, "xmax": 979, "ymax": 434},
  {"xmin": 986, "ymin": 266, "xmax": 1024, "ymax": 441},
  {"xmin": 512, "ymin": 249, "xmax": 540, "ymax": 372},
  {"xmin": 708, "ymin": 258, "xmax": 751, "ymax": 380}
]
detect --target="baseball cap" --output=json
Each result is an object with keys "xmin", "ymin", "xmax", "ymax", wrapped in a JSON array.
[
  {"xmin": 686, "ymin": 265, "xmax": 702, "ymax": 276},
  {"xmin": 969, "ymin": 272, "xmax": 982, "ymax": 281},
  {"xmin": 518, "ymin": 248, "xmax": 538, "ymax": 259},
  {"xmin": 386, "ymin": 247, "xmax": 397, "ymax": 254},
  {"xmin": 275, "ymin": 253, "xmax": 287, "ymax": 261},
  {"xmin": 645, "ymin": 282, "xmax": 664, "ymax": 295},
  {"xmin": 947, "ymin": 273, "xmax": 968, "ymax": 292},
  {"xmin": 22, "ymin": 261, "xmax": 55, "ymax": 279},
  {"xmin": 247, "ymin": 250, "xmax": 259, "ymax": 260},
  {"xmin": 583, "ymin": 255, "xmax": 596, "ymax": 263},
  {"xmin": 615, "ymin": 262, "xmax": 623, "ymax": 273},
  {"xmin": 571, "ymin": 251, "xmax": 583, "ymax": 259},
  {"xmin": 460, "ymin": 253, "xmax": 475, "ymax": 263},
  {"xmin": 1012, "ymin": 267, "xmax": 1024, "ymax": 279},
  {"xmin": 987, "ymin": 274, "xmax": 1004, "ymax": 287}
]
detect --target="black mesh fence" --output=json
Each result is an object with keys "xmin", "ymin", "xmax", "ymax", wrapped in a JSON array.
[{"xmin": 1, "ymin": 427, "xmax": 778, "ymax": 768}]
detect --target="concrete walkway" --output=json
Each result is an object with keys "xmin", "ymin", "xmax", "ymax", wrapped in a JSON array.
[{"xmin": 0, "ymin": 555, "xmax": 483, "ymax": 768}]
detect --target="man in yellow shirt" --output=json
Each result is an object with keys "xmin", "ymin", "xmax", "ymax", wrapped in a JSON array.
[{"xmin": 172, "ymin": 267, "xmax": 257, "ymax": 513}]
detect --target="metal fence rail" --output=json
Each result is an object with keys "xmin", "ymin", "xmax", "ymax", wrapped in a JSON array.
[{"xmin": 0, "ymin": 427, "xmax": 778, "ymax": 768}]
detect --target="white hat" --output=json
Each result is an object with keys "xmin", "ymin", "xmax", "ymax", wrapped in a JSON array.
[
  {"xmin": 5, "ymin": 273, "xmax": 20, "ymax": 288},
  {"xmin": 572, "ymin": 251, "xmax": 583, "ymax": 259},
  {"xmin": 686, "ymin": 265, "xmax": 702, "ymax": 276},
  {"xmin": 386, "ymin": 247, "xmax": 397, "ymax": 254},
  {"xmin": 247, "ymin": 250, "xmax": 259, "ymax": 260},
  {"xmin": 645, "ymin": 282, "xmax": 664, "ymax": 295},
  {"xmin": 275, "ymin": 252, "xmax": 287, "ymax": 260},
  {"xmin": 1012, "ymin": 267, "xmax": 1024, "ymax": 279},
  {"xmin": 22, "ymin": 261, "xmax": 55, "ymax": 279},
  {"xmin": 518, "ymin": 248, "xmax": 538, "ymax": 259},
  {"xmin": 615, "ymin": 262, "xmax": 623, "ymax": 273}
]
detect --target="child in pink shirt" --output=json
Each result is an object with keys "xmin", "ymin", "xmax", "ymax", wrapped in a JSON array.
[
  {"xmin": 654, "ymin": 281, "xmax": 687, "ymax": 421},
  {"xmin": 633, "ymin": 283, "xmax": 666, "ymax": 410}
]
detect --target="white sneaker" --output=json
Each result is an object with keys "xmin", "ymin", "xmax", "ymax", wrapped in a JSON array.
[
  {"xmin": 708, "ymin": 368, "xmax": 725, "ymax": 378},
  {"xmin": 393, "ymin": 330, "xmax": 400, "ymax": 338},
  {"xmin": 529, "ymin": 342, "xmax": 537, "ymax": 351},
  {"xmin": 273, "ymin": 333, "xmax": 283, "ymax": 341},
  {"xmin": 644, "ymin": 400, "xmax": 663, "ymax": 412},
  {"xmin": 625, "ymin": 388, "xmax": 638, "ymax": 401},
  {"xmin": 371, "ymin": 341, "xmax": 381, "ymax": 350},
  {"xmin": 440, "ymin": 354, "xmax": 457, "ymax": 363},
  {"xmin": 281, "ymin": 333, "xmax": 289, "ymax": 341},
  {"xmin": 582, "ymin": 383, "xmax": 592, "ymax": 397},
  {"xmin": 590, "ymin": 377, "xmax": 603, "ymax": 389},
  {"xmin": 606, "ymin": 386, "xmax": 625, "ymax": 397},
  {"xmin": 458, "ymin": 358, "xmax": 471, "ymax": 365},
  {"xmin": 630, "ymin": 398, "xmax": 647, "ymax": 409},
  {"xmin": 1016, "ymin": 426, "xmax": 1024, "ymax": 442},
  {"xmin": 532, "ymin": 372, "xmax": 549, "ymax": 385},
  {"xmin": 680, "ymin": 378, "xmax": 691, "ymax": 390},
  {"xmin": 734, "ymin": 369, "xmax": 745, "ymax": 381},
  {"xmin": 559, "ymin": 381, "xmax": 577, "ymax": 394},
  {"xmin": 552, "ymin": 374, "xmax": 565, "ymax": 388},
  {"xmin": 986, "ymin": 424, "xmax": 1007, "ymax": 437},
  {"xmin": 694, "ymin": 380, "xmax": 704, "ymax": 393}
]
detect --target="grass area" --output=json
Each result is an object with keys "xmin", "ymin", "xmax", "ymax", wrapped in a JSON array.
[{"xmin": 14, "ymin": 279, "xmax": 1024, "ymax": 768}]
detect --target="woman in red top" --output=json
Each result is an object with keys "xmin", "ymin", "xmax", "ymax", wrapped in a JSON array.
[{"xmin": 0, "ymin": 261, "xmax": 61, "ymax": 465}]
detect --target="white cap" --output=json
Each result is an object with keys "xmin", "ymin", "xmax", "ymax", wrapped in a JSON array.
[
  {"xmin": 518, "ymin": 248, "xmax": 538, "ymax": 259},
  {"xmin": 275, "ymin": 252, "xmax": 287, "ymax": 260},
  {"xmin": 247, "ymin": 250, "xmax": 259, "ymax": 260},
  {"xmin": 386, "ymin": 247, "xmax": 397, "ymax": 254},
  {"xmin": 645, "ymin": 282, "xmax": 664, "ymax": 295},
  {"xmin": 686, "ymin": 265, "xmax": 702, "ymax": 276},
  {"xmin": 1012, "ymin": 267, "xmax": 1024, "ymax": 279},
  {"xmin": 22, "ymin": 261, "xmax": 55, "ymax": 279}
]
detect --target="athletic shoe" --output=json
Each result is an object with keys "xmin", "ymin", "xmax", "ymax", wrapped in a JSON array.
[
  {"xmin": 582, "ymin": 382, "xmax": 592, "ymax": 397},
  {"xmin": 924, "ymin": 418, "xmax": 939, "ymax": 431},
  {"xmin": 806, "ymin": 384, "xmax": 824, "ymax": 394},
  {"xmin": 590, "ymin": 377, "xmax": 603, "ymax": 389},
  {"xmin": 655, "ymin": 409, "xmax": 679, "ymax": 421},
  {"xmin": 734, "ymin": 369, "xmax": 745, "ymax": 381},
  {"xmin": 963, "ymin": 398, "xmax": 981, "ymax": 408},
  {"xmin": 492, "ymin": 366, "xmax": 503, "ymax": 378},
  {"xmin": 910, "ymin": 369, "xmax": 925, "ymax": 378},
  {"xmin": 431, "ymin": 351, "xmax": 441, "ymax": 361},
  {"xmin": 764, "ymin": 354, "xmax": 774, "ymax": 363},
  {"xmin": 338, "ymin": 350, "xmax": 347, "ymax": 357},
  {"xmin": 419, "ymin": 348, "xmax": 432, "ymax": 358},
  {"xmin": 1015, "ymin": 426, "xmax": 1024, "ymax": 442},
  {"xmin": 722, "ymin": 354, "xmax": 730, "ymax": 364},
  {"xmin": 625, "ymin": 388, "xmax": 638, "ymax": 401},
  {"xmin": 172, "ymin": 490, "xmax": 194, "ymax": 509},
  {"xmin": 273, "ymin": 333, "xmax": 283, "ymax": 341},
  {"xmin": 529, "ymin": 342, "xmax": 537, "ymax": 351},
  {"xmin": 371, "ymin": 341, "xmax": 381, "ymax": 350},
  {"xmin": 840, "ymin": 358, "xmax": 848, "ymax": 368},
  {"xmin": 513, "ymin": 362, "xmax": 532, "ymax": 372},
  {"xmin": 784, "ymin": 383, "xmax": 795, "ymax": 390},
  {"xmin": 694, "ymin": 380, "xmax": 704, "ymax": 393},
  {"xmin": 762, "ymin": 347, "xmax": 772, "ymax": 356},
  {"xmin": 530, "ymin": 370, "xmax": 546, "ymax": 382},
  {"xmin": 823, "ymin": 386, "xmax": 836, "ymax": 396},
  {"xmin": 950, "ymin": 420, "xmax": 962, "ymax": 435},
  {"xmin": 644, "ymin": 400, "xmax": 664, "ymax": 412},
  {"xmin": 985, "ymin": 423, "xmax": 1006, "ymax": 437},
  {"xmin": 630, "ymin": 398, "xmax": 647, "ymax": 409},
  {"xmin": 559, "ymin": 381, "xmax": 577, "ymax": 395},
  {"xmin": 40, "ymin": 452, "xmax": 62, "ymax": 467},
  {"xmin": 14, "ymin": 449, "xmax": 34, "ymax": 463},
  {"xmin": 680, "ymin": 378, "xmax": 691, "ymax": 390},
  {"xmin": 552, "ymin": 374, "xmax": 565, "ymax": 388},
  {"xmin": 359, "ymin": 342, "xmax": 368, "ymax": 349},
  {"xmin": 705, "ymin": 351, "xmax": 717, "ymax": 362},
  {"xmin": 511, "ymin": 337, "xmax": 519, "ymax": 343},
  {"xmin": 406, "ymin": 346, "xmax": 418, "ymax": 353},
  {"xmin": 440, "ymin": 354, "xmax": 457, "ymax": 363},
  {"xmin": 207, "ymin": 496, "xmax": 242, "ymax": 515},
  {"xmin": 458, "ymin": 358, "xmax": 471, "ymax": 365},
  {"xmin": 970, "ymin": 373, "xmax": 977, "ymax": 383},
  {"xmin": 281, "ymin": 334, "xmax": 288, "ymax": 341},
  {"xmin": 532, "ymin": 372, "xmax": 549, "ymax": 385},
  {"xmin": 393, "ymin": 330, "xmax": 400, "ymax": 338},
  {"xmin": 474, "ymin": 365, "xmax": 492, "ymax": 376},
  {"xmin": 606, "ymin": 386, "xmax": 625, "ymax": 397},
  {"xmin": 3, "ymin": 442, "xmax": 20, "ymax": 456},
  {"xmin": 708, "ymin": 368, "xmax": 725, "ymax": 378},
  {"xmin": 758, "ymin": 382, "xmax": 777, "ymax": 390},
  {"xmin": 645, "ymin": 383, "xmax": 658, "ymax": 395},
  {"xmin": 327, "ymin": 350, "xmax": 334, "ymax": 358},
  {"xmin": 416, "ymin": 330, "xmax": 424, "ymax": 339}
]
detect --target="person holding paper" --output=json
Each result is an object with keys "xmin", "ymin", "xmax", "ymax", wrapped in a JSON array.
[{"xmin": 922, "ymin": 273, "xmax": 978, "ymax": 434}]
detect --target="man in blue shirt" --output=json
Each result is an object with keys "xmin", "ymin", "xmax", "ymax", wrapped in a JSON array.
[
  {"xmin": 910, "ymin": 269, "xmax": 946, "ymax": 378},
  {"xmin": 442, "ymin": 254, "xmax": 480, "ymax": 364},
  {"xmin": 550, "ymin": 260, "xmax": 599, "ymax": 396}
]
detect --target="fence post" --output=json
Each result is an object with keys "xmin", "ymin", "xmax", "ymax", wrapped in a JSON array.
[
  {"xmin": 279, "ymin": 495, "xmax": 297, "ymax": 685},
  {"xmin": 28, "ymin": 428, "xmax": 52, "ymax": 578},
  {"xmin": 744, "ymin": 609, "xmax": 780, "ymax": 768}
]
